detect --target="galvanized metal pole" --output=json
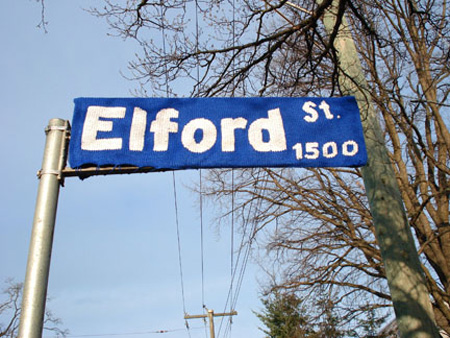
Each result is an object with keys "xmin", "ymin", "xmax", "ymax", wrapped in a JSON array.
[
  {"xmin": 18, "ymin": 119, "xmax": 69, "ymax": 338},
  {"xmin": 319, "ymin": 2, "xmax": 440, "ymax": 337}
]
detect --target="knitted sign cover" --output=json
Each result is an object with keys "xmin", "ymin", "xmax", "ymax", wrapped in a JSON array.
[{"xmin": 69, "ymin": 97, "xmax": 367, "ymax": 169}]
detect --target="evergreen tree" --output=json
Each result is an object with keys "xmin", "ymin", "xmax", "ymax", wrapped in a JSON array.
[{"xmin": 255, "ymin": 292, "xmax": 314, "ymax": 338}]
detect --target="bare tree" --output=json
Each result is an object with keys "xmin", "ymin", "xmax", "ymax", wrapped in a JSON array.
[
  {"xmin": 89, "ymin": 0, "xmax": 357, "ymax": 97},
  {"xmin": 32, "ymin": 0, "xmax": 48, "ymax": 32},
  {"xmin": 0, "ymin": 280, "xmax": 67, "ymax": 338},
  {"xmin": 90, "ymin": 0, "xmax": 449, "ymax": 333}
]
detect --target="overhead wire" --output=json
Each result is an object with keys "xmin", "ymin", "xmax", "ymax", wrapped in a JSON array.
[
  {"xmin": 199, "ymin": 169, "xmax": 206, "ymax": 310},
  {"xmin": 194, "ymin": 2, "xmax": 209, "ymax": 337},
  {"xmin": 159, "ymin": 1, "xmax": 170, "ymax": 97},
  {"xmin": 172, "ymin": 172, "xmax": 192, "ymax": 337},
  {"xmin": 218, "ymin": 169, "xmax": 265, "ymax": 338},
  {"xmin": 218, "ymin": 0, "xmax": 238, "ymax": 334},
  {"xmin": 159, "ymin": 2, "xmax": 191, "ymax": 336},
  {"xmin": 231, "ymin": 172, "xmax": 263, "ymax": 310},
  {"xmin": 230, "ymin": 0, "xmax": 237, "ymax": 299},
  {"xmin": 218, "ymin": 170, "xmax": 237, "ymax": 338},
  {"xmin": 229, "ymin": 169, "xmax": 235, "ymax": 336},
  {"xmin": 58, "ymin": 326, "xmax": 205, "ymax": 337},
  {"xmin": 217, "ymin": 1, "xmax": 266, "ymax": 336},
  {"xmin": 171, "ymin": 2, "xmax": 260, "ymax": 337},
  {"xmin": 221, "ymin": 0, "xmax": 238, "ymax": 336},
  {"xmin": 199, "ymin": 169, "xmax": 209, "ymax": 338},
  {"xmin": 194, "ymin": 0, "xmax": 201, "ymax": 97}
]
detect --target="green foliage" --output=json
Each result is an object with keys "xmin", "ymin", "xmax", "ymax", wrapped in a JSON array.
[
  {"xmin": 255, "ymin": 291, "xmax": 314, "ymax": 338},
  {"xmin": 256, "ymin": 291, "xmax": 389, "ymax": 337},
  {"xmin": 313, "ymin": 297, "xmax": 347, "ymax": 338}
]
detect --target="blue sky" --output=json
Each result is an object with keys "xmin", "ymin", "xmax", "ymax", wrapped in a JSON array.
[{"xmin": 0, "ymin": 2, "xmax": 263, "ymax": 337}]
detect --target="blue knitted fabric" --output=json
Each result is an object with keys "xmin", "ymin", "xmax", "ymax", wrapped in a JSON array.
[{"xmin": 69, "ymin": 97, "xmax": 367, "ymax": 169}]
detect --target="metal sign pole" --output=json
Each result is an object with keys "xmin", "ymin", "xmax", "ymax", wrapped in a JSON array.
[{"xmin": 18, "ymin": 119, "xmax": 70, "ymax": 338}]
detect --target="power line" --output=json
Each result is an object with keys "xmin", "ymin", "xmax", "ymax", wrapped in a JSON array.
[
  {"xmin": 172, "ymin": 172, "xmax": 192, "ymax": 338},
  {"xmin": 193, "ymin": 3, "xmax": 208, "ymax": 336},
  {"xmin": 195, "ymin": 0, "xmax": 201, "ymax": 96},
  {"xmin": 217, "ymin": 170, "xmax": 237, "ymax": 338},
  {"xmin": 231, "ymin": 170, "xmax": 265, "ymax": 309},
  {"xmin": 199, "ymin": 169, "xmax": 206, "ymax": 311},
  {"xmin": 198, "ymin": 170, "xmax": 208, "ymax": 338},
  {"xmin": 159, "ymin": 0, "xmax": 170, "ymax": 97},
  {"xmin": 218, "ymin": 169, "xmax": 264, "ymax": 338},
  {"xmin": 229, "ymin": 169, "xmax": 235, "ymax": 337},
  {"xmin": 53, "ymin": 326, "xmax": 205, "ymax": 338}
]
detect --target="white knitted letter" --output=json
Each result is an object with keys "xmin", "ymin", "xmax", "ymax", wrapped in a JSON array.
[
  {"xmin": 221, "ymin": 117, "xmax": 247, "ymax": 152},
  {"xmin": 129, "ymin": 107, "xmax": 147, "ymax": 151},
  {"xmin": 302, "ymin": 101, "xmax": 319, "ymax": 123},
  {"xmin": 150, "ymin": 108, "xmax": 179, "ymax": 151},
  {"xmin": 248, "ymin": 108, "xmax": 287, "ymax": 152},
  {"xmin": 181, "ymin": 118, "xmax": 217, "ymax": 153},
  {"xmin": 81, "ymin": 106, "xmax": 126, "ymax": 151}
]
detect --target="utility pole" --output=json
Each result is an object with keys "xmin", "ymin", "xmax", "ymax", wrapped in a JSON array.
[
  {"xmin": 318, "ymin": 1, "xmax": 440, "ymax": 337},
  {"xmin": 184, "ymin": 309, "xmax": 237, "ymax": 338}
]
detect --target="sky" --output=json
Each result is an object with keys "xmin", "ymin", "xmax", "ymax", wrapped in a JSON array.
[{"xmin": 0, "ymin": 2, "xmax": 264, "ymax": 337}]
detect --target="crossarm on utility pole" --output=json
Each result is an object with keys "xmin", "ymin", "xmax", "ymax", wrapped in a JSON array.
[{"xmin": 184, "ymin": 309, "xmax": 237, "ymax": 338}]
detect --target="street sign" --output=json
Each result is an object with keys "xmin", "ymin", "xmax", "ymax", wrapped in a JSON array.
[{"xmin": 69, "ymin": 97, "xmax": 367, "ymax": 169}]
